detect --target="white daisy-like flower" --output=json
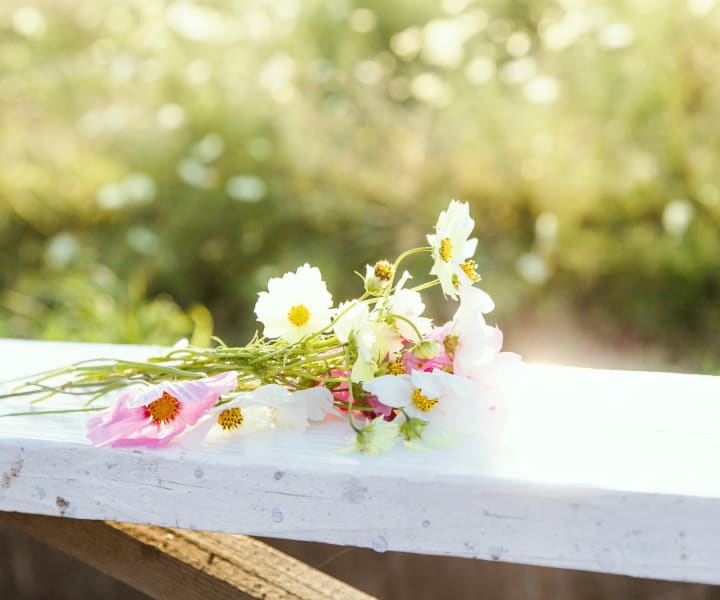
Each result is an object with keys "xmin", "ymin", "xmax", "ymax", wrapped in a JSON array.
[
  {"xmin": 248, "ymin": 384, "xmax": 337, "ymax": 431},
  {"xmin": 185, "ymin": 384, "xmax": 337, "ymax": 445},
  {"xmin": 427, "ymin": 199, "xmax": 479, "ymax": 299},
  {"xmin": 364, "ymin": 368, "xmax": 479, "ymax": 434},
  {"xmin": 176, "ymin": 392, "xmax": 268, "ymax": 447},
  {"xmin": 254, "ymin": 264, "xmax": 334, "ymax": 343},
  {"xmin": 386, "ymin": 288, "xmax": 433, "ymax": 342},
  {"xmin": 351, "ymin": 320, "xmax": 404, "ymax": 383},
  {"xmin": 332, "ymin": 300, "xmax": 387, "ymax": 381},
  {"xmin": 348, "ymin": 277, "xmax": 433, "ymax": 382},
  {"xmin": 333, "ymin": 300, "xmax": 370, "ymax": 344}
]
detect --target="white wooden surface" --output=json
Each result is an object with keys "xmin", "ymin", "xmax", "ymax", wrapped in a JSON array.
[{"xmin": 1, "ymin": 339, "xmax": 720, "ymax": 584}]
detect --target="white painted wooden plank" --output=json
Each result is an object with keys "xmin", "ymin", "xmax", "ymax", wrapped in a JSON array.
[{"xmin": 1, "ymin": 338, "xmax": 719, "ymax": 584}]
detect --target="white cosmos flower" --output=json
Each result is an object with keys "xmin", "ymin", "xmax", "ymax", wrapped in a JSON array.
[
  {"xmin": 333, "ymin": 300, "xmax": 402, "ymax": 382},
  {"xmin": 346, "ymin": 275, "xmax": 432, "ymax": 382},
  {"xmin": 248, "ymin": 384, "xmax": 337, "ymax": 431},
  {"xmin": 254, "ymin": 264, "xmax": 334, "ymax": 343},
  {"xmin": 180, "ymin": 384, "xmax": 336, "ymax": 445},
  {"xmin": 364, "ymin": 368, "xmax": 479, "ymax": 434},
  {"xmin": 386, "ymin": 288, "xmax": 433, "ymax": 342},
  {"xmin": 351, "ymin": 320, "xmax": 404, "ymax": 383},
  {"xmin": 333, "ymin": 300, "xmax": 370, "ymax": 344},
  {"xmin": 177, "ymin": 393, "xmax": 267, "ymax": 447},
  {"xmin": 427, "ymin": 199, "xmax": 479, "ymax": 299}
]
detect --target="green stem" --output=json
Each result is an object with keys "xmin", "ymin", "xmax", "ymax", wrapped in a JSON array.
[
  {"xmin": 388, "ymin": 313, "xmax": 424, "ymax": 341},
  {"xmin": 343, "ymin": 347, "xmax": 362, "ymax": 433},
  {"xmin": 387, "ymin": 246, "xmax": 432, "ymax": 292},
  {"xmin": 0, "ymin": 407, "xmax": 106, "ymax": 418},
  {"xmin": 409, "ymin": 279, "xmax": 441, "ymax": 294},
  {"xmin": 393, "ymin": 246, "xmax": 432, "ymax": 274},
  {"xmin": 306, "ymin": 292, "xmax": 371, "ymax": 340}
]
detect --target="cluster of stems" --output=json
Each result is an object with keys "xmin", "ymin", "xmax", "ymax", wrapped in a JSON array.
[{"xmin": 1, "ymin": 247, "xmax": 437, "ymax": 424}]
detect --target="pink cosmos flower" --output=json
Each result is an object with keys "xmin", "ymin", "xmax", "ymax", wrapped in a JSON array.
[{"xmin": 86, "ymin": 372, "xmax": 238, "ymax": 448}]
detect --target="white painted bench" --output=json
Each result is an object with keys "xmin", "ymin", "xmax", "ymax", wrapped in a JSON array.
[{"xmin": 1, "ymin": 338, "xmax": 720, "ymax": 592}]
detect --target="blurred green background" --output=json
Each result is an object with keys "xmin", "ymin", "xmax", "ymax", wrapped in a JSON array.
[{"xmin": 2, "ymin": 0, "xmax": 720, "ymax": 372}]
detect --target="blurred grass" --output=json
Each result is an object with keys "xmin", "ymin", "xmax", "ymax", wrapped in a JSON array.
[{"xmin": 1, "ymin": 0, "xmax": 720, "ymax": 371}]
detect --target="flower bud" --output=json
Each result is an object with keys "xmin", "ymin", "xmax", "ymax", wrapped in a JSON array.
[
  {"xmin": 443, "ymin": 334, "xmax": 460, "ymax": 356},
  {"xmin": 373, "ymin": 260, "xmax": 393, "ymax": 282},
  {"xmin": 364, "ymin": 262, "xmax": 392, "ymax": 295},
  {"xmin": 399, "ymin": 417, "xmax": 428, "ymax": 441},
  {"xmin": 413, "ymin": 340, "xmax": 442, "ymax": 360},
  {"xmin": 364, "ymin": 274, "xmax": 383, "ymax": 295},
  {"xmin": 353, "ymin": 418, "xmax": 400, "ymax": 454}
]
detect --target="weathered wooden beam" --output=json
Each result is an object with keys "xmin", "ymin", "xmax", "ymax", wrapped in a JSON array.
[{"xmin": 0, "ymin": 512, "xmax": 375, "ymax": 600}]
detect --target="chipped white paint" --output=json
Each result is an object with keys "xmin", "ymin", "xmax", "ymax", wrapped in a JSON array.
[{"xmin": 1, "ymin": 339, "xmax": 720, "ymax": 583}]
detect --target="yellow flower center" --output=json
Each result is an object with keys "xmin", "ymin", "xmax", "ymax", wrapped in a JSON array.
[
  {"xmin": 217, "ymin": 407, "xmax": 243, "ymax": 431},
  {"xmin": 146, "ymin": 392, "xmax": 181, "ymax": 424},
  {"xmin": 388, "ymin": 356, "xmax": 406, "ymax": 375},
  {"xmin": 460, "ymin": 259, "xmax": 481, "ymax": 283},
  {"xmin": 374, "ymin": 260, "xmax": 393, "ymax": 282},
  {"xmin": 288, "ymin": 304, "xmax": 311, "ymax": 327},
  {"xmin": 439, "ymin": 237, "xmax": 453, "ymax": 262},
  {"xmin": 411, "ymin": 388, "xmax": 438, "ymax": 412}
]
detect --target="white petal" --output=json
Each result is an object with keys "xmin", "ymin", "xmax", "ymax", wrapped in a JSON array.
[
  {"xmin": 293, "ymin": 386, "xmax": 335, "ymax": 421},
  {"xmin": 411, "ymin": 369, "xmax": 477, "ymax": 402},
  {"xmin": 395, "ymin": 270, "xmax": 412, "ymax": 291},
  {"xmin": 461, "ymin": 237, "xmax": 478, "ymax": 259},
  {"xmin": 350, "ymin": 355, "xmax": 378, "ymax": 383},
  {"xmin": 246, "ymin": 384, "xmax": 291, "ymax": 408},
  {"xmin": 363, "ymin": 374, "xmax": 413, "ymax": 408},
  {"xmin": 273, "ymin": 402, "xmax": 309, "ymax": 431},
  {"xmin": 434, "ymin": 369, "xmax": 478, "ymax": 398},
  {"xmin": 458, "ymin": 286, "xmax": 495, "ymax": 315},
  {"xmin": 409, "ymin": 369, "xmax": 445, "ymax": 399},
  {"xmin": 333, "ymin": 300, "xmax": 369, "ymax": 344}
]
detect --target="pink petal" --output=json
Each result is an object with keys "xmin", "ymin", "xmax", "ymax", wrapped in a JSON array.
[
  {"xmin": 179, "ymin": 392, "xmax": 223, "ymax": 424},
  {"xmin": 87, "ymin": 404, "xmax": 150, "ymax": 447},
  {"xmin": 367, "ymin": 394, "xmax": 394, "ymax": 420},
  {"xmin": 487, "ymin": 325, "xmax": 504, "ymax": 353}
]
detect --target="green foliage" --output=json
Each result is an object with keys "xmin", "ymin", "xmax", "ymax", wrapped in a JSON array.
[
  {"xmin": 3, "ymin": 266, "xmax": 194, "ymax": 344},
  {"xmin": 1, "ymin": 0, "xmax": 720, "ymax": 367}
]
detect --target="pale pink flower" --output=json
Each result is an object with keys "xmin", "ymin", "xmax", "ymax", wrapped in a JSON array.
[
  {"xmin": 86, "ymin": 372, "xmax": 238, "ymax": 448},
  {"xmin": 451, "ymin": 287, "xmax": 522, "ymax": 395}
]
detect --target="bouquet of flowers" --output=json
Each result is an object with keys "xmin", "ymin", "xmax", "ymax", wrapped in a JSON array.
[{"xmin": 7, "ymin": 200, "xmax": 520, "ymax": 454}]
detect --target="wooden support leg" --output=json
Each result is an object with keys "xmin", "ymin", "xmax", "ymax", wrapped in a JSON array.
[{"xmin": 0, "ymin": 512, "xmax": 375, "ymax": 600}]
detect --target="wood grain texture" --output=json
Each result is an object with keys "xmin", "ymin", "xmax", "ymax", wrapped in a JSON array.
[
  {"xmin": 2, "ymin": 339, "xmax": 720, "ymax": 584},
  {"xmin": 0, "ymin": 512, "xmax": 375, "ymax": 600}
]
